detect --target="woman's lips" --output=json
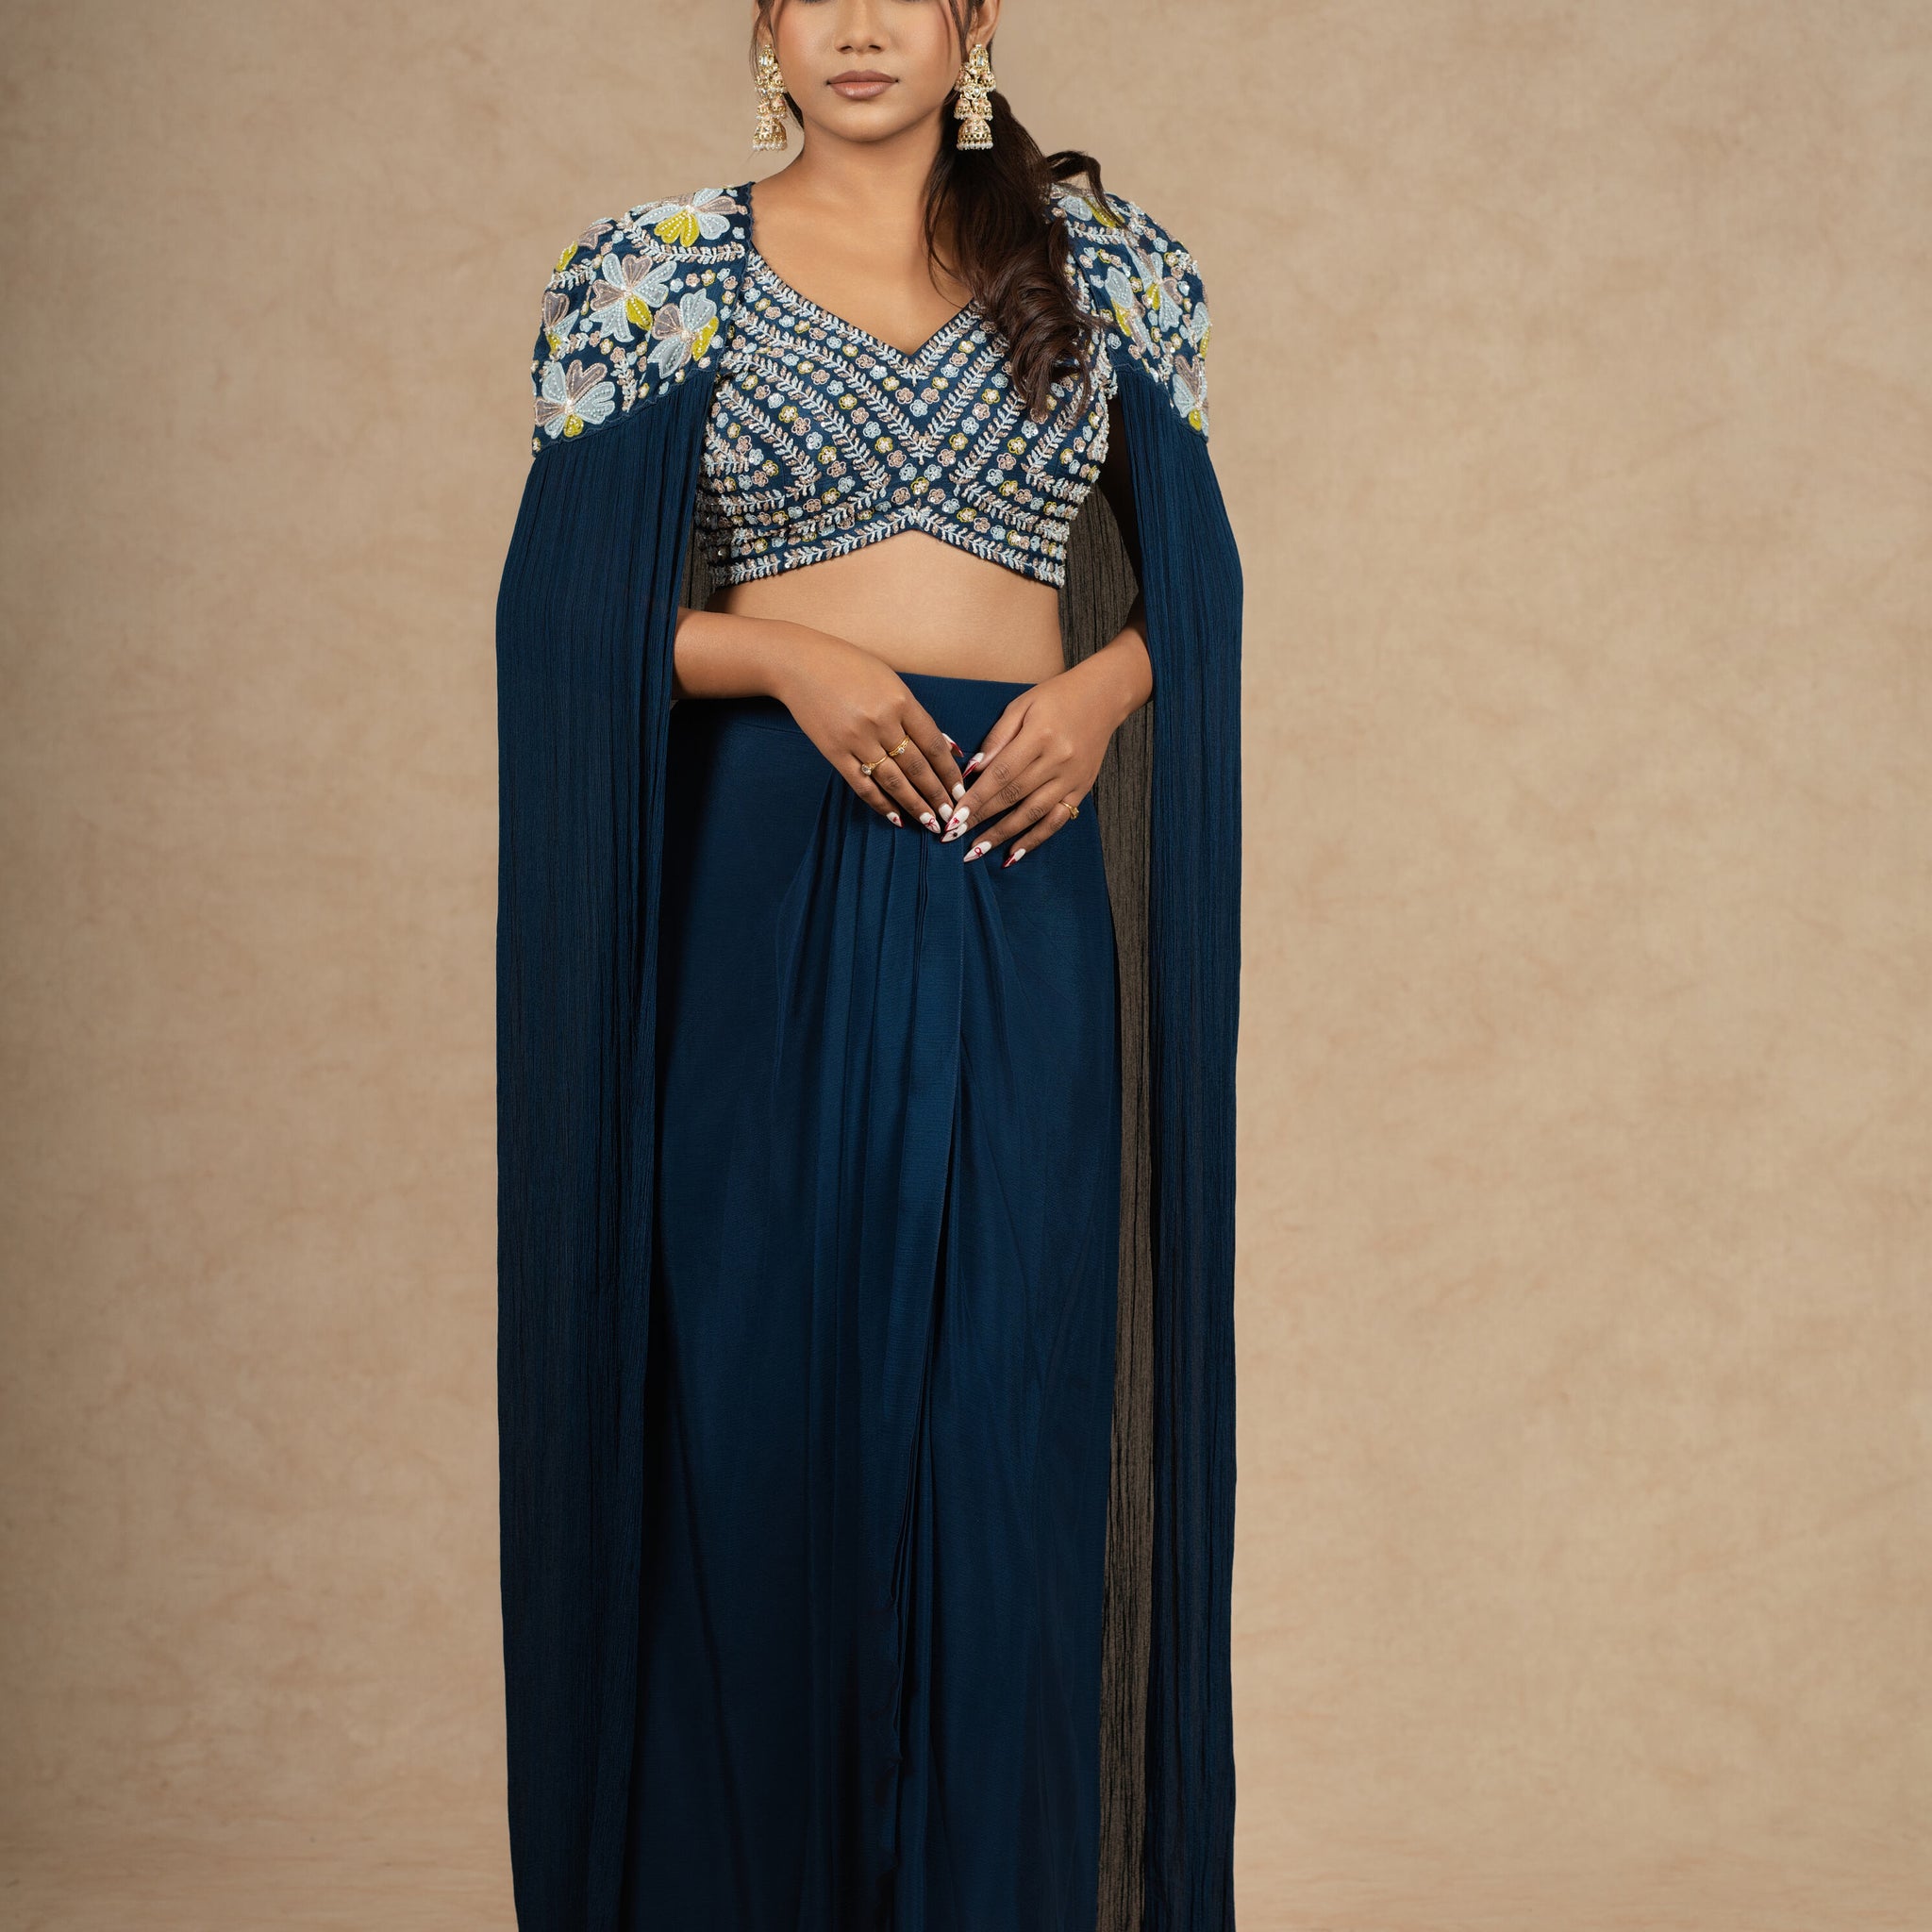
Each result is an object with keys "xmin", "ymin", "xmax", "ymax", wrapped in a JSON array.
[{"xmin": 829, "ymin": 74, "xmax": 895, "ymax": 98}]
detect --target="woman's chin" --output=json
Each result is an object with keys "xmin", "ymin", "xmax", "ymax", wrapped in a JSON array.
[{"xmin": 798, "ymin": 92, "xmax": 940, "ymax": 143}]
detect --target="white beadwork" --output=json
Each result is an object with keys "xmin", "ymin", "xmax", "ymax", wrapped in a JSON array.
[
  {"xmin": 525, "ymin": 181, "xmax": 1213, "ymax": 478},
  {"xmin": 695, "ymin": 242, "xmax": 1113, "ymax": 590}
]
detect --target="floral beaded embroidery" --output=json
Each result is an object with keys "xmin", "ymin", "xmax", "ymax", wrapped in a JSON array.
[
  {"xmin": 525, "ymin": 180, "xmax": 1213, "ymax": 466},
  {"xmin": 534, "ymin": 357, "xmax": 617, "ymax": 441},
  {"xmin": 1051, "ymin": 183, "xmax": 1212, "ymax": 439},
  {"xmin": 526, "ymin": 188, "xmax": 748, "ymax": 453},
  {"xmin": 693, "ymin": 237, "xmax": 1112, "ymax": 590}
]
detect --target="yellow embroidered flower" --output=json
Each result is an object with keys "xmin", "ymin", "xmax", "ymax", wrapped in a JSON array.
[
  {"xmin": 1058, "ymin": 187, "xmax": 1123, "ymax": 230},
  {"xmin": 541, "ymin": 287, "xmax": 581, "ymax": 356},
  {"xmin": 534, "ymin": 357, "xmax": 617, "ymax": 441},
  {"xmin": 648, "ymin": 291, "xmax": 721, "ymax": 374},
  {"xmin": 1102, "ymin": 260, "xmax": 1157, "ymax": 358},
  {"xmin": 553, "ymin": 220, "xmax": 612, "ymax": 274},
  {"xmin": 1132, "ymin": 244, "xmax": 1186, "ymax": 330},
  {"xmin": 1171, "ymin": 350, "xmax": 1209, "ymax": 437},
  {"xmin": 1186, "ymin": 298, "xmax": 1212, "ymax": 359},
  {"xmin": 636, "ymin": 187, "xmax": 744, "ymax": 249},
  {"xmin": 584, "ymin": 252, "xmax": 676, "ymax": 343}
]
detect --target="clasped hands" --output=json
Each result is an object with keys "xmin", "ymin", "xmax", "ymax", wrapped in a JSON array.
[{"xmin": 773, "ymin": 628, "xmax": 1150, "ymax": 868}]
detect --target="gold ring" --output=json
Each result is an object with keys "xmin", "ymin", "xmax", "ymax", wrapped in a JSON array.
[
  {"xmin": 1063, "ymin": 797, "xmax": 1080, "ymax": 819},
  {"xmin": 860, "ymin": 738, "xmax": 911, "ymax": 779}
]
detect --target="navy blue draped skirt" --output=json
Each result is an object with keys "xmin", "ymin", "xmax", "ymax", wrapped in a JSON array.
[{"xmin": 618, "ymin": 670, "xmax": 1124, "ymax": 1931}]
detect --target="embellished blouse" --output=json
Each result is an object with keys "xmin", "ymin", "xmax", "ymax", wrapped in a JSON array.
[{"xmin": 527, "ymin": 180, "xmax": 1212, "ymax": 591}]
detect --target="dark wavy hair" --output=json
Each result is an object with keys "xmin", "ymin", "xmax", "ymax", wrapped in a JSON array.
[{"xmin": 748, "ymin": 0, "xmax": 1115, "ymax": 423}]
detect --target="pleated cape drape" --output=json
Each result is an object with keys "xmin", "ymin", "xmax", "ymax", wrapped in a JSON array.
[{"xmin": 494, "ymin": 179, "xmax": 1243, "ymax": 1932}]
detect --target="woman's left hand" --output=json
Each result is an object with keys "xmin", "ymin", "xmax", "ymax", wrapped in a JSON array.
[{"xmin": 942, "ymin": 645, "xmax": 1146, "ymax": 865}]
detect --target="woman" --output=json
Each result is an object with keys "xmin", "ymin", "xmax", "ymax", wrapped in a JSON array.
[{"xmin": 493, "ymin": 3, "xmax": 1242, "ymax": 1927}]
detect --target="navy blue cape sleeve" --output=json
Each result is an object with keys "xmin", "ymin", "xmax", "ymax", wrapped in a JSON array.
[
  {"xmin": 1058, "ymin": 178, "xmax": 1242, "ymax": 1927},
  {"xmin": 1117, "ymin": 358, "xmax": 1243, "ymax": 1931},
  {"xmin": 496, "ymin": 344, "xmax": 715, "ymax": 1929}
]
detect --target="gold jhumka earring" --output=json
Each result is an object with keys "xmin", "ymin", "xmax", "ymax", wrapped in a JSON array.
[
  {"xmin": 954, "ymin": 41, "xmax": 995, "ymax": 149},
  {"xmin": 753, "ymin": 41, "xmax": 790, "ymax": 152}
]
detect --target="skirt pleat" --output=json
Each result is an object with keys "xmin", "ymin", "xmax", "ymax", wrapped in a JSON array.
[{"xmin": 620, "ymin": 671, "xmax": 1123, "ymax": 1932}]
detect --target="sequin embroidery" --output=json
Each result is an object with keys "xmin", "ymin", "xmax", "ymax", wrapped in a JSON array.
[
  {"xmin": 525, "ymin": 181, "xmax": 1216, "ymax": 577},
  {"xmin": 693, "ymin": 234, "xmax": 1113, "ymax": 589}
]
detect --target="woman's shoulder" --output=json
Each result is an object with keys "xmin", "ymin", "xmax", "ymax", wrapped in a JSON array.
[
  {"xmin": 1048, "ymin": 179, "xmax": 1213, "ymax": 439},
  {"xmin": 525, "ymin": 185, "xmax": 749, "ymax": 455},
  {"xmin": 1050, "ymin": 178, "xmax": 1192, "ymax": 258}
]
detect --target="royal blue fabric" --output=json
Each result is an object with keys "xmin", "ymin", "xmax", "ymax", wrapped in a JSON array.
[
  {"xmin": 622, "ymin": 675, "xmax": 1121, "ymax": 1928},
  {"xmin": 496, "ymin": 346, "xmax": 1241, "ymax": 1930}
]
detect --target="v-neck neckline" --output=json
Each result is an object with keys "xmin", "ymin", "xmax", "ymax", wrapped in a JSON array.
[{"xmin": 738, "ymin": 178, "xmax": 980, "ymax": 367}]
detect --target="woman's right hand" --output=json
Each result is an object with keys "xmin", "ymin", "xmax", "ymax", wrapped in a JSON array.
[{"xmin": 767, "ymin": 626, "xmax": 968, "ymax": 836}]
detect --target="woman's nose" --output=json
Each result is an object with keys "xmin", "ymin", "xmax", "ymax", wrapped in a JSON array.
[{"xmin": 835, "ymin": 0, "xmax": 890, "ymax": 54}]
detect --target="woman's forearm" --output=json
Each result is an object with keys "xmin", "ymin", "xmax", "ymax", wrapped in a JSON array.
[
  {"xmin": 672, "ymin": 607, "xmax": 817, "ymax": 700},
  {"xmin": 1074, "ymin": 591, "xmax": 1154, "ymax": 727},
  {"xmin": 675, "ymin": 596, "xmax": 1153, "ymax": 720}
]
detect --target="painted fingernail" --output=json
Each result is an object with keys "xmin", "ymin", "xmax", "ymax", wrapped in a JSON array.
[
  {"xmin": 1002, "ymin": 845, "xmax": 1026, "ymax": 868},
  {"xmin": 887, "ymin": 810, "xmax": 902, "ymax": 826},
  {"xmin": 951, "ymin": 781, "xmax": 966, "ymax": 801},
  {"xmin": 944, "ymin": 734, "xmax": 965, "ymax": 757},
  {"xmin": 919, "ymin": 811, "xmax": 940, "ymax": 832},
  {"xmin": 964, "ymin": 753, "xmax": 985, "ymax": 773},
  {"xmin": 964, "ymin": 840, "xmax": 991, "ymax": 862}
]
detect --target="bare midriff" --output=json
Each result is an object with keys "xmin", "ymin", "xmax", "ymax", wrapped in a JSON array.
[{"xmin": 706, "ymin": 526, "xmax": 1065, "ymax": 685}]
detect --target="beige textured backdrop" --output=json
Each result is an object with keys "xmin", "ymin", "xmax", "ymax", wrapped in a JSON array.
[{"xmin": 2, "ymin": 2, "xmax": 1926, "ymax": 1926}]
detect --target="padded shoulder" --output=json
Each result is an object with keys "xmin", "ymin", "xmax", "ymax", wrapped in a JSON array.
[
  {"xmin": 525, "ymin": 186, "xmax": 749, "ymax": 456},
  {"xmin": 1051, "ymin": 181, "xmax": 1212, "ymax": 439}
]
